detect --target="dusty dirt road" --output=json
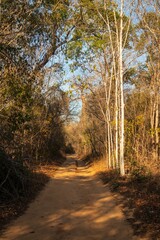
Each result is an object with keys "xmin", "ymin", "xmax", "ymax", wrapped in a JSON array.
[{"xmin": 1, "ymin": 156, "xmax": 144, "ymax": 240}]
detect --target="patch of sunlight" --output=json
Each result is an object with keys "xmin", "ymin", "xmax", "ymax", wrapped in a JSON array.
[{"xmin": 90, "ymin": 158, "xmax": 107, "ymax": 175}]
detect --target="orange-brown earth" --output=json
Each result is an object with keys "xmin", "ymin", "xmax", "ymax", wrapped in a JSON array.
[{"xmin": 1, "ymin": 156, "xmax": 147, "ymax": 240}]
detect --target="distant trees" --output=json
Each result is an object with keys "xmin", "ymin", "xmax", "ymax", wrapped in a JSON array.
[
  {"xmin": 66, "ymin": 0, "xmax": 133, "ymax": 174},
  {"xmin": 66, "ymin": 0, "xmax": 160, "ymax": 175},
  {"xmin": 136, "ymin": 9, "xmax": 160, "ymax": 160}
]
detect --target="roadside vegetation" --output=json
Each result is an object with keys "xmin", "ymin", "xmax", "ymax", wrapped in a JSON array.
[
  {"xmin": 87, "ymin": 158, "xmax": 160, "ymax": 239},
  {"xmin": 0, "ymin": 0, "xmax": 70, "ymax": 230}
]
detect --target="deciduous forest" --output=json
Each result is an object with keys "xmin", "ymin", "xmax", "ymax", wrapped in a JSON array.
[{"xmin": 0, "ymin": 0, "xmax": 160, "ymax": 239}]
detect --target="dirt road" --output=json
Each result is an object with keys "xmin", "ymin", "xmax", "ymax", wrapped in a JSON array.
[{"xmin": 1, "ymin": 156, "xmax": 143, "ymax": 240}]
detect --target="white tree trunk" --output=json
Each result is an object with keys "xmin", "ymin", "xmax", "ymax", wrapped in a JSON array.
[
  {"xmin": 119, "ymin": 0, "xmax": 125, "ymax": 176},
  {"xmin": 115, "ymin": 71, "xmax": 119, "ymax": 168}
]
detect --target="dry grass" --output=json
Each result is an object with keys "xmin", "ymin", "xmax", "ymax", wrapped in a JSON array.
[
  {"xmin": 85, "ymin": 155, "xmax": 160, "ymax": 239},
  {"xmin": 139, "ymin": 156, "xmax": 160, "ymax": 175},
  {"xmin": 90, "ymin": 157, "xmax": 108, "ymax": 174},
  {"xmin": 96, "ymin": 168, "xmax": 160, "ymax": 239}
]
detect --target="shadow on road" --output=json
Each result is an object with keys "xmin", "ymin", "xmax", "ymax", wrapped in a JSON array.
[{"xmin": 1, "ymin": 156, "xmax": 138, "ymax": 240}]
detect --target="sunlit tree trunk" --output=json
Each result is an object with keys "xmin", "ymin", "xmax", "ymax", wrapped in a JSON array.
[
  {"xmin": 155, "ymin": 88, "xmax": 159, "ymax": 159},
  {"xmin": 115, "ymin": 66, "xmax": 119, "ymax": 169},
  {"xmin": 119, "ymin": 0, "xmax": 125, "ymax": 175}
]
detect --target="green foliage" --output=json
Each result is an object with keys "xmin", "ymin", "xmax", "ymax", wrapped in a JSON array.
[
  {"xmin": 0, "ymin": 0, "xmax": 72, "ymax": 166},
  {"xmin": 130, "ymin": 165, "xmax": 151, "ymax": 181}
]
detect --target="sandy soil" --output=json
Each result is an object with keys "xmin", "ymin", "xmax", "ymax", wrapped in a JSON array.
[{"xmin": 1, "ymin": 156, "xmax": 145, "ymax": 240}]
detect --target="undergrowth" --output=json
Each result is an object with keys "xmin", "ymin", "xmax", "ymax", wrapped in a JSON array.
[
  {"xmin": 0, "ymin": 148, "xmax": 65, "ymax": 233},
  {"xmin": 90, "ymin": 158, "xmax": 160, "ymax": 240}
]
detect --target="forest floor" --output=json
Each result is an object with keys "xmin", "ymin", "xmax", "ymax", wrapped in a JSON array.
[
  {"xmin": 1, "ymin": 155, "xmax": 147, "ymax": 240},
  {"xmin": 98, "ymin": 169, "xmax": 160, "ymax": 240}
]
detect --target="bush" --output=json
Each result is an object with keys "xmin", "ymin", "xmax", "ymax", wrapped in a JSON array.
[{"xmin": 0, "ymin": 148, "xmax": 31, "ymax": 200}]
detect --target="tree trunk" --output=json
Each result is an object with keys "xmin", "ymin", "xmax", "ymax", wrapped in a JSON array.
[{"xmin": 119, "ymin": 0, "xmax": 125, "ymax": 176}]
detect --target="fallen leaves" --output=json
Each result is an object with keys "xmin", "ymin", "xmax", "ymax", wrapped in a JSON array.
[{"xmin": 98, "ymin": 170, "xmax": 160, "ymax": 239}]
